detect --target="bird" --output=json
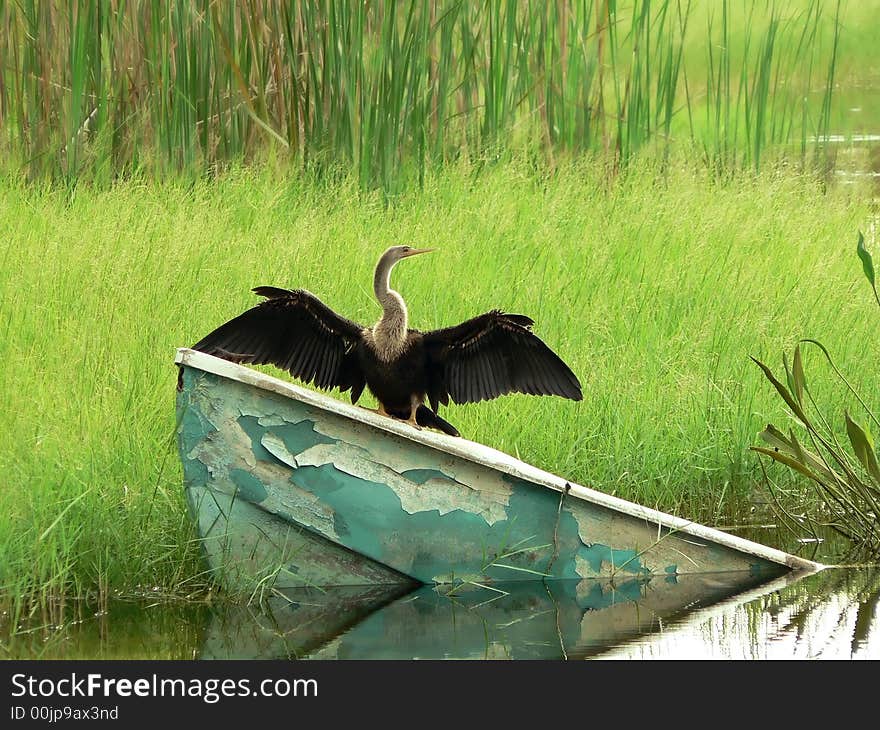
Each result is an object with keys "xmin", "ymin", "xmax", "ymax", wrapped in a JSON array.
[{"xmin": 191, "ymin": 246, "xmax": 582, "ymax": 437}]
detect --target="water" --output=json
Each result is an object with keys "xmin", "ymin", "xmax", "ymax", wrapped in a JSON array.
[{"xmin": 4, "ymin": 566, "xmax": 878, "ymax": 659}]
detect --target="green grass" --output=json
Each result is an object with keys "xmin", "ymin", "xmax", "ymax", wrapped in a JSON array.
[{"xmin": 0, "ymin": 159, "xmax": 876, "ymax": 613}]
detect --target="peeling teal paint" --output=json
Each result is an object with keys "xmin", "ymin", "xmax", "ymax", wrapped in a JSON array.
[
  {"xmin": 271, "ymin": 459, "xmax": 580, "ymax": 583},
  {"xmin": 289, "ymin": 463, "xmax": 520, "ymax": 582},
  {"xmin": 238, "ymin": 415, "xmax": 335, "ymax": 463},
  {"xmin": 578, "ymin": 544, "xmax": 649, "ymax": 575},
  {"xmin": 181, "ymin": 454, "xmax": 210, "ymax": 491},
  {"xmin": 552, "ymin": 508, "xmax": 587, "ymax": 580},
  {"xmin": 179, "ymin": 381, "xmax": 215, "ymax": 447},
  {"xmin": 230, "ymin": 468, "xmax": 268, "ymax": 503},
  {"xmin": 400, "ymin": 468, "xmax": 464, "ymax": 486}
]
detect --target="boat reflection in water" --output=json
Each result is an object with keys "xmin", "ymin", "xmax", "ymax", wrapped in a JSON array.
[
  {"xmin": 201, "ymin": 569, "xmax": 817, "ymax": 660},
  {"xmin": 7, "ymin": 566, "xmax": 877, "ymax": 659}
]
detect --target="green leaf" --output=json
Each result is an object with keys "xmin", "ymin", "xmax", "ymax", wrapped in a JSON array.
[
  {"xmin": 857, "ymin": 231, "xmax": 880, "ymax": 309},
  {"xmin": 783, "ymin": 350, "xmax": 795, "ymax": 402},
  {"xmin": 857, "ymin": 230, "xmax": 875, "ymax": 288},
  {"xmin": 751, "ymin": 446, "xmax": 826, "ymax": 485},
  {"xmin": 788, "ymin": 429, "xmax": 840, "ymax": 484},
  {"xmin": 792, "ymin": 344, "xmax": 805, "ymax": 405},
  {"xmin": 758, "ymin": 424, "xmax": 841, "ymax": 485},
  {"xmin": 845, "ymin": 411, "xmax": 880, "ymax": 485},
  {"xmin": 750, "ymin": 356, "xmax": 809, "ymax": 425},
  {"xmin": 758, "ymin": 423, "xmax": 795, "ymax": 452}
]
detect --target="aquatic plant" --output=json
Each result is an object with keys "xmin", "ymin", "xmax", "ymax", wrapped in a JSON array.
[{"xmin": 752, "ymin": 231, "xmax": 880, "ymax": 554}]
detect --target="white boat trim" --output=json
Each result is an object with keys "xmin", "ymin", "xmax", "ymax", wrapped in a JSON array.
[{"xmin": 176, "ymin": 348, "xmax": 825, "ymax": 573}]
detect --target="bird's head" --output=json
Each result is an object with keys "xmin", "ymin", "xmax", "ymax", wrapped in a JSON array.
[
  {"xmin": 374, "ymin": 246, "xmax": 434, "ymax": 302},
  {"xmin": 381, "ymin": 245, "xmax": 434, "ymax": 265}
]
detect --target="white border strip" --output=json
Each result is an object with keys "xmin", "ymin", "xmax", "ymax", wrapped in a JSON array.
[{"xmin": 175, "ymin": 348, "xmax": 824, "ymax": 573}]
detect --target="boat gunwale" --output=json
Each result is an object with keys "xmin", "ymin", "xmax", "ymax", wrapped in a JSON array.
[{"xmin": 175, "ymin": 348, "xmax": 824, "ymax": 574}]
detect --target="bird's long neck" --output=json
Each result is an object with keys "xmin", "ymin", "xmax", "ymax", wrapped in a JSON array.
[{"xmin": 372, "ymin": 255, "xmax": 408, "ymax": 360}]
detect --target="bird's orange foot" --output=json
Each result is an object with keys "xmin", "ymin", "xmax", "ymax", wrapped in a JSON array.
[{"xmin": 359, "ymin": 405, "xmax": 395, "ymax": 419}]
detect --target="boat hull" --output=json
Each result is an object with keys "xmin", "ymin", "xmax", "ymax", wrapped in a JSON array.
[{"xmin": 175, "ymin": 349, "xmax": 821, "ymax": 590}]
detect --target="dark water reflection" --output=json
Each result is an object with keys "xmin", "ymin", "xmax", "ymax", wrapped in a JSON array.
[{"xmin": 4, "ymin": 567, "xmax": 878, "ymax": 659}]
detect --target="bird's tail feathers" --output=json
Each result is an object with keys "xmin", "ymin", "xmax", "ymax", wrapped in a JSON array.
[
  {"xmin": 416, "ymin": 405, "xmax": 460, "ymax": 437},
  {"xmin": 385, "ymin": 405, "xmax": 460, "ymax": 437}
]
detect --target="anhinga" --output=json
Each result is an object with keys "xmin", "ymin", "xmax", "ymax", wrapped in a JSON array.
[{"xmin": 192, "ymin": 246, "xmax": 582, "ymax": 437}]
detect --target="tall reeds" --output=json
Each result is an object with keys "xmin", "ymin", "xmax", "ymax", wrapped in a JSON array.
[{"xmin": 0, "ymin": 1, "xmax": 842, "ymax": 188}]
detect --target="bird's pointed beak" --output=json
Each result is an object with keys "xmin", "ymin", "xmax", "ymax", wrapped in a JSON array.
[{"xmin": 404, "ymin": 247, "xmax": 434, "ymax": 258}]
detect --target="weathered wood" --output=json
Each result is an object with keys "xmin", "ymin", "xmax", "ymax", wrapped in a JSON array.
[{"xmin": 175, "ymin": 348, "xmax": 822, "ymax": 590}]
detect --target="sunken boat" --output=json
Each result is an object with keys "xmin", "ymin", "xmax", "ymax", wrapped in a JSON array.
[{"xmin": 175, "ymin": 348, "xmax": 822, "ymax": 592}]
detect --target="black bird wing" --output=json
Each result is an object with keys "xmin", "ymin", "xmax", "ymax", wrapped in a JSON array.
[
  {"xmin": 192, "ymin": 286, "xmax": 366, "ymax": 400},
  {"xmin": 421, "ymin": 310, "xmax": 582, "ymax": 410}
]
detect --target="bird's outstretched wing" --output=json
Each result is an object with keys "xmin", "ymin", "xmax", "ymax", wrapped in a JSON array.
[
  {"xmin": 422, "ymin": 310, "xmax": 582, "ymax": 410},
  {"xmin": 192, "ymin": 287, "xmax": 366, "ymax": 398}
]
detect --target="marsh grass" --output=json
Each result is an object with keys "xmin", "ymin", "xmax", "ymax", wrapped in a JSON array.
[
  {"xmin": 0, "ymin": 160, "xmax": 876, "ymax": 615},
  {"xmin": 0, "ymin": 0, "xmax": 850, "ymax": 189}
]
